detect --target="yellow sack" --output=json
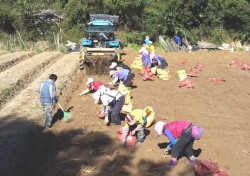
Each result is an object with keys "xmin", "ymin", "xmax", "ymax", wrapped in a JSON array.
[
  {"xmin": 131, "ymin": 57, "xmax": 143, "ymax": 72},
  {"xmin": 124, "ymin": 91, "xmax": 131, "ymax": 105},
  {"xmin": 177, "ymin": 70, "xmax": 187, "ymax": 81},
  {"xmin": 158, "ymin": 69, "xmax": 171, "ymax": 80},
  {"xmin": 121, "ymin": 100, "xmax": 133, "ymax": 114},
  {"xmin": 144, "ymin": 106, "xmax": 155, "ymax": 128},
  {"xmin": 118, "ymin": 83, "xmax": 131, "ymax": 105},
  {"xmin": 150, "ymin": 67, "xmax": 157, "ymax": 75},
  {"xmin": 157, "ymin": 68, "xmax": 167, "ymax": 75},
  {"xmin": 118, "ymin": 82, "xmax": 127, "ymax": 93}
]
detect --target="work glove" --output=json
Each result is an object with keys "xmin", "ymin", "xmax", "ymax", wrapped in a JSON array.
[
  {"xmin": 79, "ymin": 89, "xmax": 89, "ymax": 96},
  {"xmin": 108, "ymin": 82, "xmax": 113, "ymax": 86},
  {"xmin": 104, "ymin": 115, "xmax": 109, "ymax": 125},
  {"xmin": 97, "ymin": 112, "xmax": 105, "ymax": 119},
  {"xmin": 164, "ymin": 145, "xmax": 172, "ymax": 155}
]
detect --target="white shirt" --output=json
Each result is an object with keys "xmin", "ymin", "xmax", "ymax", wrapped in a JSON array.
[
  {"xmin": 100, "ymin": 89, "xmax": 122, "ymax": 114},
  {"xmin": 139, "ymin": 46, "xmax": 148, "ymax": 55}
]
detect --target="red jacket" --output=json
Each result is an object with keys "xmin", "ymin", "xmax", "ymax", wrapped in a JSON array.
[{"xmin": 88, "ymin": 81, "xmax": 108, "ymax": 91}]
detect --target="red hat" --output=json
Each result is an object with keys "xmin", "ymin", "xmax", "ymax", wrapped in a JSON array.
[{"xmin": 125, "ymin": 114, "xmax": 136, "ymax": 126}]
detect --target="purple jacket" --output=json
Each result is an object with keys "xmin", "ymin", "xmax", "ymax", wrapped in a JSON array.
[
  {"xmin": 142, "ymin": 53, "xmax": 151, "ymax": 67},
  {"xmin": 116, "ymin": 69, "xmax": 129, "ymax": 81}
]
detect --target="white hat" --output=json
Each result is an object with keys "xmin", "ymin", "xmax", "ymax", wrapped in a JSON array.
[
  {"xmin": 154, "ymin": 121, "xmax": 165, "ymax": 136},
  {"xmin": 109, "ymin": 62, "xmax": 117, "ymax": 69},
  {"xmin": 109, "ymin": 70, "xmax": 116, "ymax": 77},
  {"xmin": 86, "ymin": 78, "xmax": 94, "ymax": 84},
  {"xmin": 93, "ymin": 91, "xmax": 101, "ymax": 104}
]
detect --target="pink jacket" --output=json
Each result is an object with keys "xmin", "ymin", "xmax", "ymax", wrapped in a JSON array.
[{"xmin": 163, "ymin": 121, "xmax": 191, "ymax": 138}]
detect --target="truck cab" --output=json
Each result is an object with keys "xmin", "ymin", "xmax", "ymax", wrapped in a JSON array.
[{"xmin": 81, "ymin": 14, "xmax": 120, "ymax": 48}]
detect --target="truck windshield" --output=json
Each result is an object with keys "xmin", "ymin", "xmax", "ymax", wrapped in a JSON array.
[{"xmin": 87, "ymin": 25, "xmax": 114, "ymax": 33}]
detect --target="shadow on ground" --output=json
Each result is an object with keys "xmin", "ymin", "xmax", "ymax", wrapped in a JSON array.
[{"xmin": 0, "ymin": 115, "xmax": 194, "ymax": 176}]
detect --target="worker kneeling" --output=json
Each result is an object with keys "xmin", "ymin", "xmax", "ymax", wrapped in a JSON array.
[{"xmin": 121, "ymin": 109, "xmax": 147, "ymax": 146}]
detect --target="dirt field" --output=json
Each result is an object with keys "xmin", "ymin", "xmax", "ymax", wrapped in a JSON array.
[{"xmin": 0, "ymin": 48, "xmax": 249, "ymax": 176}]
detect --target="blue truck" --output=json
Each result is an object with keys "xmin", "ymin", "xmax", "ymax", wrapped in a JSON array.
[{"xmin": 79, "ymin": 14, "xmax": 123, "ymax": 74}]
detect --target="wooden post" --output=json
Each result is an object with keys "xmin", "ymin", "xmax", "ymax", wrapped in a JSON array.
[{"xmin": 14, "ymin": 26, "xmax": 27, "ymax": 50}]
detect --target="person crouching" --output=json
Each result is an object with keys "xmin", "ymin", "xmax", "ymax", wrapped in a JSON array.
[
  {"xmin": 121, "ymin": 109, "xmax": 147, "ymax": 146},
  {"xmin": 93, "ymin": 86, "xmax": 125, "ymax": 126},
  {"xmin": 155, "ymin": 121, "xmax": 204, "ymax": 167},
  {"xmin": 109, "ymin": 69, "xmax": 135, "ymax": 87}
]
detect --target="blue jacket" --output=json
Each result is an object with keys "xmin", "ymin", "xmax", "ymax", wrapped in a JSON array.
[
  {"xmin": 174, "ymin": 36, "xmax": 181, "ymax": 45},
  {"xmin": 39, "ymin": 80, "xmax": 57, "ymax": 103}
]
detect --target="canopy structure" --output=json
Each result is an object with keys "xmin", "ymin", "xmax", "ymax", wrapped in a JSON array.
[{"xmin": 87, "ymin": 20, "xmax": 114, "ymax": 33}]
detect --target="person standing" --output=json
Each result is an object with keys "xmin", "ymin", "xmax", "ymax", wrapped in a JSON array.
[
  {"xmin": 144, "ymin": 36, "xmax": 150, "ymax": 45},
  {"xmin": 138, "ymin": 42, "xmax": 149, "ymax": 57},
  {"xmin": 174, "ymin": 35, "xmax": 181, "ymax": 47},
  {"xmin": 148, "ymin": 41, "xmax": 155, "ymax": 56},
  {"xmin": 174, "ymin": 35, "xmax": 187, "ymax": 49},
  {"xmin": 141, "ymin": 53, "xmax": 154, "ymax": 81},
  {"xmin": 155, "ymin": 121, "xmax": 203, "ymax": 166},
  {"xmin": 39, "ymin": 74, "xmax": 58, "ymax": 129}
]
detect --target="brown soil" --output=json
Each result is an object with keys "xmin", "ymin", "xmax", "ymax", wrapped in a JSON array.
[
  {"xmin": 0, "ymin": 50, "xmax": 8, "ymax": 56},
  {"xmin": 83, "ymin": 55, "xmax": 116, "ymax": 75},
  {"xmin": 0, "ymin": 48, "xmax": 249, "ymax": 176}
]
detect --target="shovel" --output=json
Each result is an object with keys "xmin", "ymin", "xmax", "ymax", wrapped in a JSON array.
[{"xmin": 57, "ymin": 103, "xmax": 71, "ymax": 121}]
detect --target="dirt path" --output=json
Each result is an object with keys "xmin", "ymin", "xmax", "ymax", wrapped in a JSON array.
[
  {"xmin": 0, "ymin": 49, "xmax": 249, "ymax": 176},
  {"xmin": 0, "ymin": 52, "xmax": 79, "ymax": 118},
  {"xmin": 0, "ymin": 52, "xmax": 79, "ymax": 176}
]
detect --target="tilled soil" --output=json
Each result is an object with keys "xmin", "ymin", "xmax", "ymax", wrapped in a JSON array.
[
  {"xmin": 0, "ymin": 52, "xmax": 62, "ymax": 108},
  {"xmin": 0, "ymin": 50, "xmax": 8, "ymax": 56},
  {"xmin": 0, "ymin": 52, "xmax": 79, "ymax": 176},
  {"xmin": 0, "ymin": 51, "xmax": 35, "ymax": 73},
  {"xmin": 0, "ymin": 48, "xmax": 249, "ymax": 176}
]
